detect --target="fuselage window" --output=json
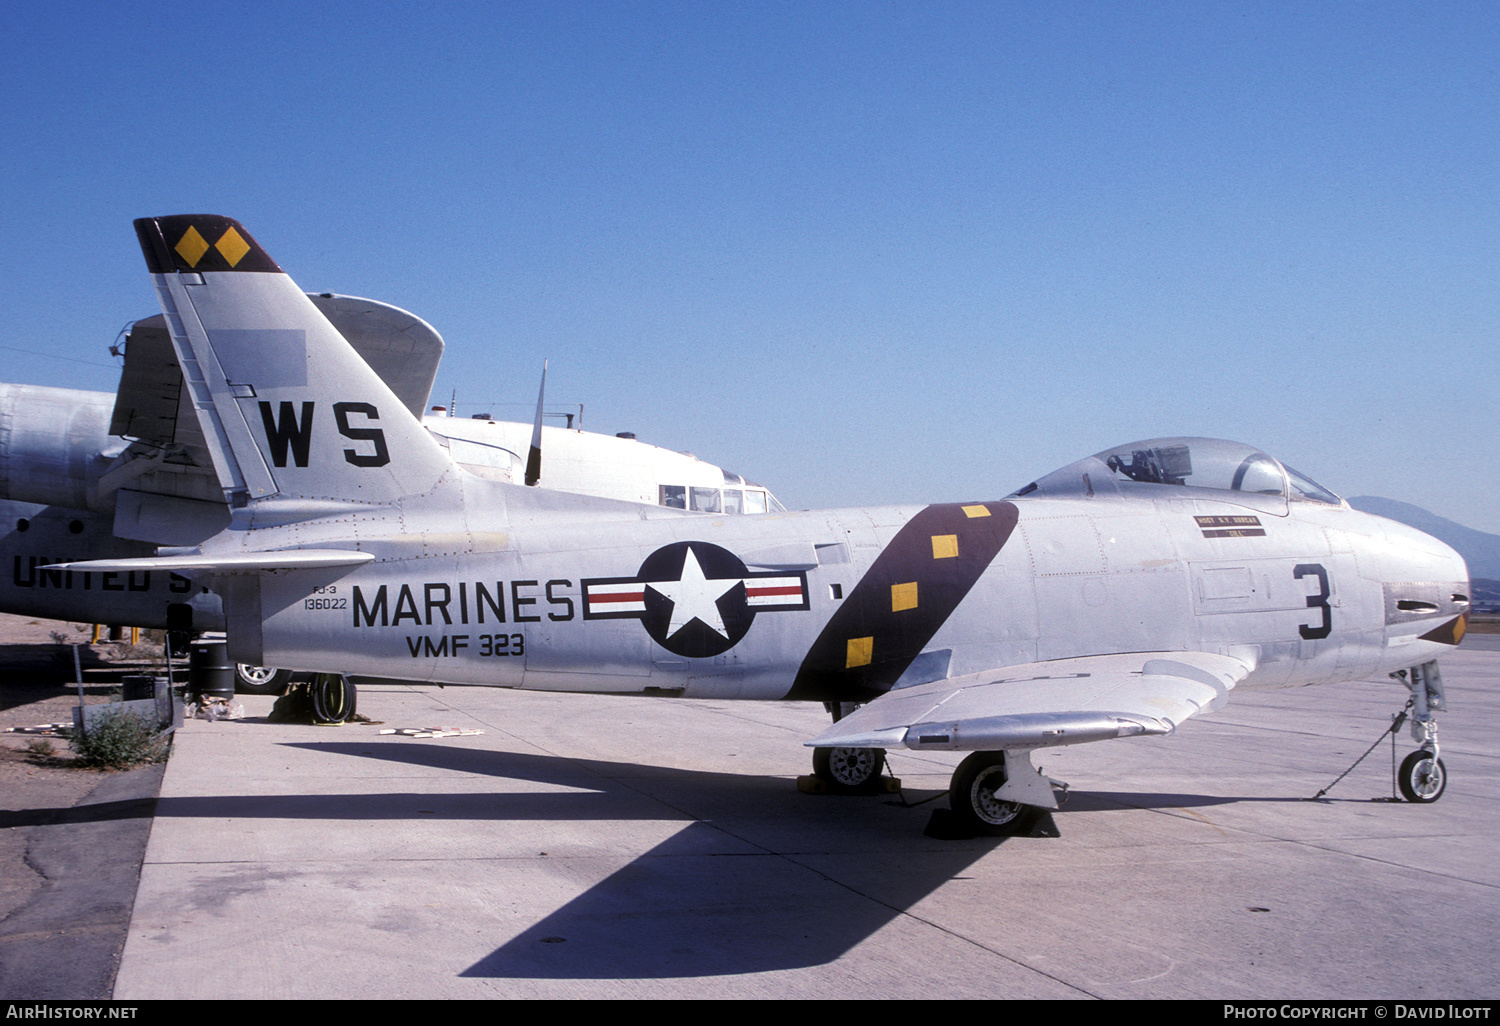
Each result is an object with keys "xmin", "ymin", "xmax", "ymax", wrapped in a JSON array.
[
  {"xmin": 690, "ymin": 487, "xmax": 722, "ymax": 513},
  {"xmin": 660, "ymin": 484, "xmax": 686, "ymax": 509}
]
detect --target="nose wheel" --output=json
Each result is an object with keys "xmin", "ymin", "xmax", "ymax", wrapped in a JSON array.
[{"xmin": 1398, "ymin": 749, "xmax": 1446, "ymax": 803}]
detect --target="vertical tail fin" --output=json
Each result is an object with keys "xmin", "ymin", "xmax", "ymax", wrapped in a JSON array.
[{"xmin": 133, "ymin": 215, "xmax": 453, "ymax": 506}]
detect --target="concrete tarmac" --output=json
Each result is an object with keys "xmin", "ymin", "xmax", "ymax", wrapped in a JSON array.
[{"xmin": 114, "ymin": 640, "xmax": 1500, "ymax": 1000}]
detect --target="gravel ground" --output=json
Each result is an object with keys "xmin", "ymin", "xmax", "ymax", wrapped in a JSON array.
[{"xmin": 0, "ymin": 614, "xmax": 174, "ymax": 999}]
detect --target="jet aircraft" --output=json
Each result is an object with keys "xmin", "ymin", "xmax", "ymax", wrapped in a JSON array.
[{"xmin": 52, "ymin": 215, "xmax": 1471, "ymax": 833}]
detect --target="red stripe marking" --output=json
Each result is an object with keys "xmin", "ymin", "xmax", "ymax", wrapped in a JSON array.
[{"xmin": 590, "ymin": 590, "xmax": 645, "ymax": 604}]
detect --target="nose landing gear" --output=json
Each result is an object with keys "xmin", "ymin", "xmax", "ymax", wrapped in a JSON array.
[
  {"xmin": 1393, "ymin": 660, "xmax": 1447, "ymax": 805},
  {"xmin": 1308, "ymin": 660, "xmax": 1452, "ymax": 804}
]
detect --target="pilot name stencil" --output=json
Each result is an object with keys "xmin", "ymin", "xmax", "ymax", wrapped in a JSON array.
[{"xmin": 1195, "ymin": 515, "xmax": 1266, "ymax": 538}]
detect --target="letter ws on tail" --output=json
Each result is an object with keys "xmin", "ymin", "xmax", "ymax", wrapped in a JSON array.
[{"xmin": 133, "ymin": 215, "xmax": 450, "ymax": 504}]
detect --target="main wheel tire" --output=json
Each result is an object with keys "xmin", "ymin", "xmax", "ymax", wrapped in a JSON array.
[
  {"xmin": 310, "ymin": 673, "xmax": 357, "ymax": 723},
  {"xmin": 235, "ymin": 663, "xmax": 293, "ymax": 696},
  {"xmin": 949, "ymin": 752, "xmax": 1041, "ymax": 836},
  {"xmin": 812, "ymin": 747, "xmax": 886, "ymax": 793},
  {"xmin": 1398, "ymin": 750, "xmax": 1447, "ymax": 803}
]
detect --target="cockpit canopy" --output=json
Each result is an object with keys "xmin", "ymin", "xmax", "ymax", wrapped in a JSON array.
[{"xmin": 1010, "ymin": 437, "xmax": 1343, "ymax": 515}]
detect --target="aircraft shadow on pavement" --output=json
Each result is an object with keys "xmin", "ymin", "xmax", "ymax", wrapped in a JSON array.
[
  {"xmin": 1060, "ymin": 790, "xmax": 1313, "ymax": 812},
  {"xmin": 154, "ymin": 740, "xmax": 1048, "ymax": 977},
  {"xmin": 461, "ymin": 818, "xmax": 992, "ymax": 980},
  {"xmin": 0, "ymin": 795, "xmax": 156, "ymax": 830},
  {"xmin": 148, "ymin": 739, "xmax": 1316, "ymax": 979},
  {"xmin": 150, "ymin": 740, "xmax": 976, "ymax": 827}
]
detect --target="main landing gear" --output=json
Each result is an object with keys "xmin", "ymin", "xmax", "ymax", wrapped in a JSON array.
[
  {"xmin": 811, "ymin": 746, "xmax": 888, "ymax": 793},
  {"xmin": 235, "ymin": 663, "xmax": 293, "ymax": 696},
  {"xmin": 266, "ymin": 673, "xmax": 357, "ymax": 725},
  {"xmin": 947, "ymin": 751, "xmax": 1058, "ymax": 836},
  {"xmin": 806, "ymin": 702, "xmax": 893, "ymax": 794},
  {"xmin": 807, "ymin": 705, "xmax": 1059, "ymax": 832},
  {"xmin": 806, "ymin": 746, "xmax": 1058, "ymax": 836}
]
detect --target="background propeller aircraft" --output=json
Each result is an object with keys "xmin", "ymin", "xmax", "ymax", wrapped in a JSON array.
[
  {"xmin": 0, "ymin": 297, "xmax": 781, "ymax": 690},
  {"xmin": 49, "ymin": 215, "xmax": 1472, "ymax": 834}
]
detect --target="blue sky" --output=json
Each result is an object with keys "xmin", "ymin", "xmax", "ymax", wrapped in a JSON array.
[{"xmin": 2, "ymin": 1, "xmax": 1496, "ymax": 528}]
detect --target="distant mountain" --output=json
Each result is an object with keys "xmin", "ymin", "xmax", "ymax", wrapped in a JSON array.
[
  {"xmin": 1472, "ymin": 579, "xmax": 1500, "ymax": 609},
  {"xmin": 1347, "ymin": 496, "xmax": 1500, "ymax": 582}
]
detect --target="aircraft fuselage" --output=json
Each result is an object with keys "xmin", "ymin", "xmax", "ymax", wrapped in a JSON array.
[{"xmin": 236, "ymin": 476, "xmax": 1468, "ymax": 704}]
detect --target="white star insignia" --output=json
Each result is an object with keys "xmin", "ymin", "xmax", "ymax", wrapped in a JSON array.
[{"xmin": 648, "ymin": 548, "xmax": 740, "ymax": 640}]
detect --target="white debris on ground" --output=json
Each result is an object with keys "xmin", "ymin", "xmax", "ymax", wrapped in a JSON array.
[
  {"xmin": 378, "ymin": 727, "xmax": 484, "ymax": 738},
  {"xmin": 3, "ymin": 723, "xmax": 72, "ymax": 736},
  {"xmin": 186, "ymin": 698, "xmax": 245, "ymax": 721}
]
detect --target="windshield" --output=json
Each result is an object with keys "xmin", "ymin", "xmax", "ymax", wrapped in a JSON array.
[{"xmin": 1282, "ymin": 464, "xmax": 1342, "ymax": 505}]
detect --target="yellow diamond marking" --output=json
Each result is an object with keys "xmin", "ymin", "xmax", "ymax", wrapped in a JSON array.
[
  {"xmin": 174, "ymin": 226, "xmax": 210, "ymax": 268},
  {"xmin": 846, "ymin": 636, "xmax": 873, "ymax": 669},
  {"xmin": 215, "ymin": 226, "xmax": 251, "ymax": 267},
  {"xmin": 931, "ymin": 534, "xmax": 958, "ymax": 559},
  {"xmin": 962, "ymin": 504, "xmax": 991, "ymax": 518},
  {"xmin": 891, "ymin": 581, "xmax": 918, "ymax": 612}
]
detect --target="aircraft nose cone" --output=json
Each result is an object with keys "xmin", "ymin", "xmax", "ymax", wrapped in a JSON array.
[
  {"xmin": 1379, "ymin": 518, "xmax": 1468, "ymax": 584},
  {"xmin": 1374, "ymin": 519, "xmax": 1471, "ymax": 647},
  {"xmin": 1428, "ymin": 533, "xmax": 1469, "ymax": 596}
]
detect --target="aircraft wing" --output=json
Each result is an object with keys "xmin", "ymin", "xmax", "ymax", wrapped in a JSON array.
[{"xmin": 806, "ymin": 651, "xmax": 1253, "ymax": 752}]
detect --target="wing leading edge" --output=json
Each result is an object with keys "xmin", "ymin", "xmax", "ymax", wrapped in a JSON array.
[{"xmin": 806, "ymin": 651, "xmax": 1253, "ymax": 752}]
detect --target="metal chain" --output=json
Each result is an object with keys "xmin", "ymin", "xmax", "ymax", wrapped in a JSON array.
[{"xmin": 1308, "ymin": 699, "xmax": 1412, "ymax": 800}]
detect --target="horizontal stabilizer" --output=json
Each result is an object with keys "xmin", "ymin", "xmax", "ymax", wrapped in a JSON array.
[
  {"xmin": 44, "ymin": 549, "xmax": 373, "ymax": 575},
  {"xmin": 808, "ymin": 651, "xmax": 1252, "ymax": 752}
]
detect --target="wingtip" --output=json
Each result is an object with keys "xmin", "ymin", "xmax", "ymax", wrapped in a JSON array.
[{"xmin": 134, "ymin": 215, "xmax": 282, "ymax": 274}]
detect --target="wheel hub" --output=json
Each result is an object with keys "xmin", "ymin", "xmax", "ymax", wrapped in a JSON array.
[
  {"xmin": 829, "ymin": 747, "xmax": 879, "ymax": 786},
  {"xmin": 970, "ymin": 765, "xmax": 1022, "ymax": 826},
  {"xmin": 1411, "ymin": 758, "xmax": 1443, "ymax": 798}
]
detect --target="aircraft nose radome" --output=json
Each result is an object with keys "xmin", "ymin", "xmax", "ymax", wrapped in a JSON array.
[
  {"xmin": 1372, "ymin": 517, "xmax": 1468, "ymax": 582},
  {"xmin": 1374, "ymin": 520, "xmax": 1471, "ymax": 647},
  {"xmin": 1415, "ymin": 526, "xmax": 1469, "ymax": 588}
]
